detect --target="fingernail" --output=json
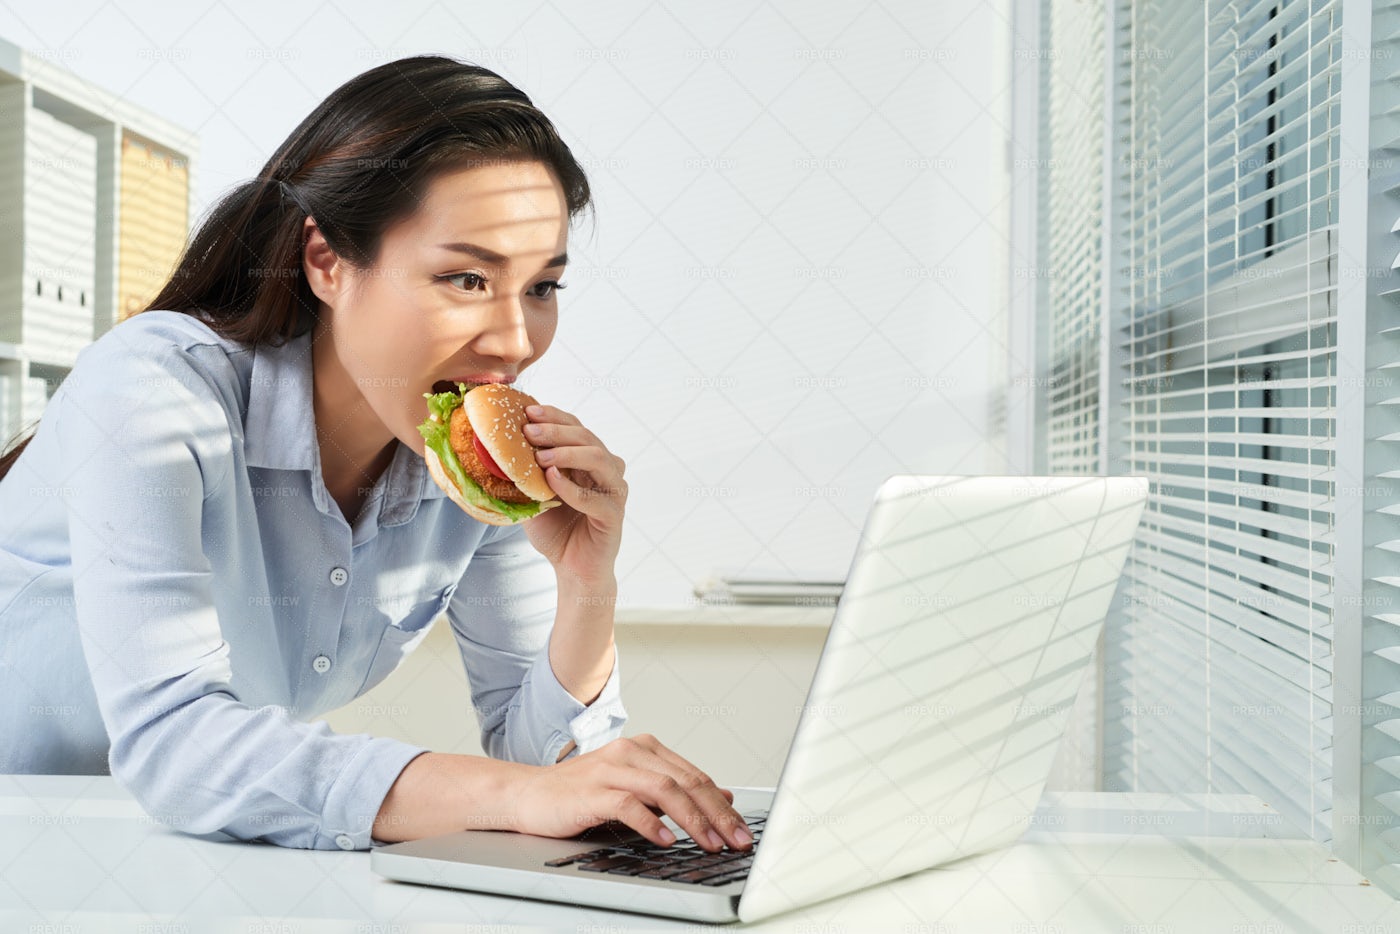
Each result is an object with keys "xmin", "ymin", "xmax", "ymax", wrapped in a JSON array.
[
  {"xmin": 536, "ymin": 449, "xmax": 554, "ymax": 463},
  {"xmin": 707, "ymin": 829, "xmax": 724, "ymax": 849},
  {"xmin": 660, "ymin": 827, "xmax": 676, "ymax": 845},
  {"xmin": 525, "ymin": 423, "xmax": 543, "ymax": 436},
  {"xmin": 526, "ymin": 405, "xmax": 543, "ymax": 416},
  {"xmin": 734, "ymin": 825, "xmax": 752, "ymax": 846}
]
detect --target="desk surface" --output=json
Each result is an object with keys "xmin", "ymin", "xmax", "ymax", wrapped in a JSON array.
[
  {"xmin": 614, "ymin": 603, "xmax": 837, "ymax": 627},
  {"xmin": 2, "ymin": 775, "xmax": 1398, "ymax": 933}
]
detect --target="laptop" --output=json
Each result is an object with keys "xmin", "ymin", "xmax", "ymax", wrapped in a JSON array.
[{"xmin": 371, "ymin": 474, "xmax": 1151, "ymax": 924}]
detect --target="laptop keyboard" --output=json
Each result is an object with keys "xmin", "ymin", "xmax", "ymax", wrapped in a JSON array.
[{"xmin": 543, "ymin": 810, "xmax": 766, "ymax": 887}]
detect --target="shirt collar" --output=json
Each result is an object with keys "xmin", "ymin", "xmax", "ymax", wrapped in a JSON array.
[
  {"xmin": 243, "ymin": 330, "xmax": 446, "ymax": 523},
  {"xmin": 244, "ymin": 329, "xmax": 315, "ymax": 472}
]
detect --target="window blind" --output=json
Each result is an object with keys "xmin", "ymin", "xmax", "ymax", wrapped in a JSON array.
[
  {"xmin": 1027, "ymin": 0, "xmax": 1341, "ymax": 841},
  {"xmin": 1036, "ymin": 0, "xmax": 1109, "ymax": 790},
  {"xmin": 1044, "ymin": 0, "xmax": 1106, "ymax": 479},
  {"xmin": 1350, "ymin": 0, "xmax": 1400, "ymax": 893},
  {"xmin": 1100, "ymin": 0, "xmax": 1339, "ymax": 843}
]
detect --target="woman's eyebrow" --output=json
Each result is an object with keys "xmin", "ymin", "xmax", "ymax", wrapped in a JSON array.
[{"xmin": 436, "ymin": 241, "xmax": 568, "ymax": 269}]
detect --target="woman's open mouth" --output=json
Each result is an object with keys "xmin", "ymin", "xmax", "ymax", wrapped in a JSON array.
[
  {"xmin": 431, "ymin": 376, "xmax": 515, "ymax": 395},
  {"xmin": 431, "ymin": 379, "xmax": 492, "ymax": 395}
]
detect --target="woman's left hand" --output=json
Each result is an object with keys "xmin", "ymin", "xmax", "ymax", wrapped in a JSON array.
[{"xmin": 520, "ymin": 403, "xmax": 627, "ymax": 589}]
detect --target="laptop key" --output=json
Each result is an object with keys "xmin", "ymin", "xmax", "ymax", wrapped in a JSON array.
[
  {"xmin": 544, "ymin": 849, "xmax": 607, "ymax": 867},
  {"xmin": 576, "ymin": 855, "xmax": 644, "ymax": 872},
  {"xmin": 637, "ymin": 864, "xmax": 698, "ymax": 880},
  {"xmin": 708, "ymin": 851, "xmax": 749, "ymax": 863},
  {"xmin": 699, "ymin": 870, "xmax": 750, "ymax": 887},
  {"xmin": 603, "ymin": 848, "xmax": 647, "ymax": 860},
  {"xmin": 605, "ymin": 860, "xmax": 670, "ymax": 876},
  {"xmin": 669, "ymin": 866, "xmax": 742, "ymax": 884},
  {"xmin": 690, "ymin": 858, "xmax": 741, "ymax": 872},
  {"xmin": 646, "ymin": 854, "xmax": 691, "ymax": 865}
]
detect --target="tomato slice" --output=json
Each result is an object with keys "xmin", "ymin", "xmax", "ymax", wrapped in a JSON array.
[{"xmin": 472, "ymin": 433, "xmax": 512, "ymax": 482}]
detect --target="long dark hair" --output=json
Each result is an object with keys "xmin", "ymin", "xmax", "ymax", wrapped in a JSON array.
[{"xmin": 0, "ymin": 55, "xmax": 593, "ymax": 482}]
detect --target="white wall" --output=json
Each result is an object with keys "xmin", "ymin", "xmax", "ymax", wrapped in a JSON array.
[
  {"xmin": 528, "ymin": 4, "xmax": 1014, "ymax": 607},
  {"xmin": 0, "ymin": 0, "xmax": 1012, "ymax": 606}
]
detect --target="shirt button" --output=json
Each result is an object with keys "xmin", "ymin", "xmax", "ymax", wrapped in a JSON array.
[
  {"xmin": 335, "ymin": 834, "xmax": 355, "ymax": 850},
  {"xmin": 329, "ymin": 567, "xmax": 349, "ymax": 587},
  {"xmin": 312, "ymin": 655, "xmax": 332, "ymax": 674}
]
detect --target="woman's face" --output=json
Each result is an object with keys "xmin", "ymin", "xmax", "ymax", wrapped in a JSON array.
[{"xmin": 312, "ymin": 158, "xmax": 570, "ymax": 458}]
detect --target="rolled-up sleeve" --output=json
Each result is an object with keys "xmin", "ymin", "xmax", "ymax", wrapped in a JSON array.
[
  {"xmin": 58, "ymin": 334, "xmax": 426, "ymax": 850},
  {"xmin": 448, "ymin": 523, "xmax": 628, "ymax": 765}
]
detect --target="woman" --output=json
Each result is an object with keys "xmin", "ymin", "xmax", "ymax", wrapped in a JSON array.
[{"xmin": 0, "ymin": 56, "xmax": 751, "ymax": 855}]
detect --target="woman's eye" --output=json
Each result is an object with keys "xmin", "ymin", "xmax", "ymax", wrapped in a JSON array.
[
  {"xmin": 441, "ymin": 272, "xmax": 485, "ymax": 292},
  {"xmin": 531, "ymin": 280, "xmax": 568, "ymax": 299},
  {"xmin": 437, "ymin": 274, "xmax": 566, "ymax": 299}
]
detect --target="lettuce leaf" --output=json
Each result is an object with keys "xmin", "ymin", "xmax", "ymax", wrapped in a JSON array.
[{"xmin": 417, "ymin": 384, "xmax": 546, "ymax": 521}]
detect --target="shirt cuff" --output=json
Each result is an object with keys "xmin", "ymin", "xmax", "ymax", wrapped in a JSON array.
[
  {"xmin": 520, "ymin": 641, "xmax": 628, "ymax": 764},
  {"xmin": 317, "ymin": 737, "xmax": 429, "ymax": 851}
]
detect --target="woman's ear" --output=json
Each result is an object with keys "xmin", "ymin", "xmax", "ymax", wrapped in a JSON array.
[{"xmin": 301, "ymin": 215, "xmax": 349, "ymax": 304}]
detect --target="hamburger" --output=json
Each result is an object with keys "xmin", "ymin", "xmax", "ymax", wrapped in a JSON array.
[{"xmin": 417, "ymin": 381, "xmax": 562, "ymax": 525}]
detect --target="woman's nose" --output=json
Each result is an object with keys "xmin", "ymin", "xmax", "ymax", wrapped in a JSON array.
[{"xmin": 472, "ymin": 297, "xmax": 533, "ymax": 363}]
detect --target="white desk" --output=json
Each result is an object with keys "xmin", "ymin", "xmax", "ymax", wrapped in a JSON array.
[{"xmin": 2, "ymin": 775, "xmax": 1398, "ymax": 933}]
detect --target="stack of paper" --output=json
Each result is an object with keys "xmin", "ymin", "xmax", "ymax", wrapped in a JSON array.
[{"xmin": 692, "ymin": 567, "xmax": 844, "ymax": 606}]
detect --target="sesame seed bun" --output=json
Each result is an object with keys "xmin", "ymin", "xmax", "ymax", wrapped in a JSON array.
[{"xmin": 461, "ymin": 384, "xmax": 557, "ymax": 503}]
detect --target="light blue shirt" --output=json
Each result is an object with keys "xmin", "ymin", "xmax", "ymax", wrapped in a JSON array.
[{"xmin": 0, "ymin": 310, "xmax": 627, "ymax": 850}]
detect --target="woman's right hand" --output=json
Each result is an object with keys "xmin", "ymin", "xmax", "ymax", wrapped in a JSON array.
[{"xmin": 507, "ymin": 734, "xmax": 754, "ymax": 852}]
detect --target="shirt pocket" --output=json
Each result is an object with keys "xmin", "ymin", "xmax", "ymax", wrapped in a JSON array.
[{"xmin": 355, "ymin": 582, "xmax": 457, "ymax": 696}]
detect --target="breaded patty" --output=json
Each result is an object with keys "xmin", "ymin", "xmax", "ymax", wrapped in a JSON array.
[{"xmin": 448, "ymin": 404, "xmax": 533, "ymax": 504}]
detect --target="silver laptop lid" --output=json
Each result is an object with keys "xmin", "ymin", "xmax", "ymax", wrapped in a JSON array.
[{"xmin": 739, "ymin": 475, "xmax": 1149, "ymax": 924}]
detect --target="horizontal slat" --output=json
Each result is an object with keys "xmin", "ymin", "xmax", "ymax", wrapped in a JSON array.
[
  {"xmin": 1109, "ymin": 658, "xmax": 1331, "ymax": 819},
  {"xmin": 1130, "ymin": 539, "xmax": 1334, "ymax": 624},
  {"xmin": 1117, "ymin": 642, "xmax": 1333, "ymax": 745},
  {"xmin": 1112, "ymin": 683, "xmax": 1331, "ymax": 810},
  {"xmin": 1121, "ymin": 557, "xmax": 1332, "ymax": 662},
  {"xmin": 1118, "ymin": 451, "xmax": 1333, "ymax": 485},
  {"xmin": 1114, "ymin": 614, "xmax": 1333, "ymax": 717},
  {"xmin": 1110, "ymin": 626, "xmax": 1332, "ymax": 749},
  {"xmin": 1138, "ymin": 511, "xmax": 1331, "ymax": 572},
  {"xmin": 1144, "ymin": 497, "xmax": 1334, "ymax": 543},
  {"xmin": 1131, "ymin": 523, "xmax": 1334, "ymax": 600},
  {"xmin": 1118, "ymin": 574, "xmax": 1331, "ymax": 693}
]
